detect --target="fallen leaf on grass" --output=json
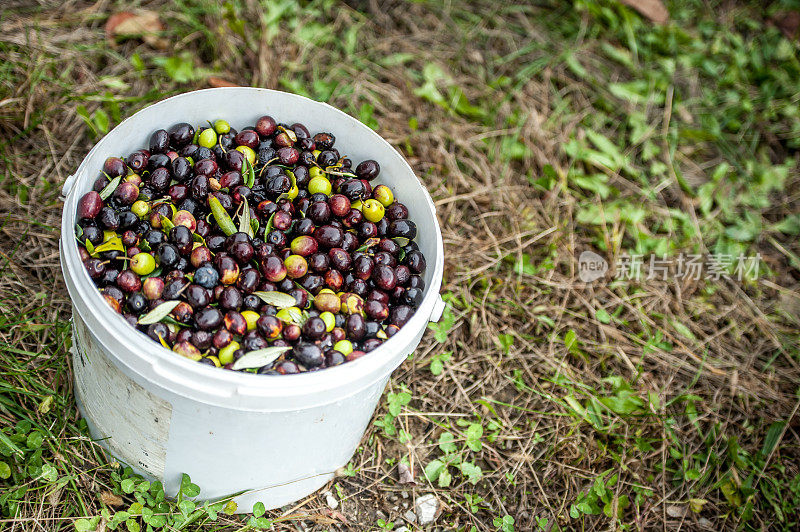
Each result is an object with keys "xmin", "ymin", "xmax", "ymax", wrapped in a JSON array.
[
  {"xmin": 208, "ymin": 76, "xmax": 238, "ymax": 88},
  {"xmin": 619, "ymin": 0, "xmax": 668, "ymax": 24},
  {"xmin": 322, "ymin": 509, "xmax": 349, "ymax": 524},
  {"xmin": 398, "ymin": 462, "xmax": 416, "ymax": 485},
  {"xmin": 105, "ymin": 10, "xmax": 168, "ymax": 49},
  {"xmin": 99, "ymin": 491, "xmax": 123, "ymax": 507}
]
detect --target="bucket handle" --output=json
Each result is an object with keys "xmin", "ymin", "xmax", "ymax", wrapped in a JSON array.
[{"xmin": 61, "ymin": 173, "xmax": 78, "ymax": 200}]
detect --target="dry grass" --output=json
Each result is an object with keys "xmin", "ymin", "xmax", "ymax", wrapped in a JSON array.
[{"xmin": 1, "ymin": 1, "xmax": 799, "ymax": 531}]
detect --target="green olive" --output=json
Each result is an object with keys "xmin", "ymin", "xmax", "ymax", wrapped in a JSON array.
[
  {"xmin": 213, "ymin": 119, "xmax": 231, "ymax": 135},
  {"xmin": 309, "ymin": 166, "xmax": 324, "ymax": 179},
  {"xmin": 276, "ymin": 307, "xmax": 301, "ymax": 324},
  {"xmin": 373, "ymin": 185, "xmax": 394, "ymax": 207},
  {"xmin": 130, "ymin": 253, "xmax": 156, "ymax": 276},
  {"xmin": 131, "ymin": 200, "xmax": 150, "ymax": 218},
  {"xmin": 362, "ymin": 199, "xmax": 385, "ymax": 223},
  {"xmin": 241, "ymin": 310, "xmax": 259, "ymax": 332},
  {"xmin": 308, "ymin": 176, "xmax": 332, "ymax": 196},
  {"xmin": 198, "ymin": 128, "xmax": 217, "ymax": 148},
  {"xmin": 333, "ymin": 339, "xmax": 353, "ymax": 356},
  {"xmin": 320, "ymin": 311, "xmax": 336, "ymax": 332},
  {"xmin": 218, "ymin": 341, "xmax": 240, "ymax": 365},
  {"xmin": 235, "ymin": 145, "xmax": 256, "ymax": 166}
]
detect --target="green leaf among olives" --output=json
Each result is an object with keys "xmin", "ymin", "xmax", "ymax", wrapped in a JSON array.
[
  {"xmin": 83, "ymin": 237, "xmax": 95, "ymax": 255},
  {"xmin": 160, "ymin": 215, "xmax": 175, "ymax": 232},
  {"xmin": 138, "ymin": 300, "xmax": 181, "ymax": 325},
  {"xmin": 243, "ymin": 157, "xmax": 255, "ymax": 189},
  {"xmin": 263, "ymin": 212, "xmax": 276, "ymax": 242},
  {"xmin": 92, "ymin": 236, "xmax": 123, "ymax": 255},
  {"xmin": 98, "ymin": 176, "xmax": 121, "ymax": 200},
  {"xmin": 356, "ymin": 237, "xmax": 381, "ymax": 253},
  {"xmin": 231, "ymin": 346, "xmax": 292, "ymax": 371},
  {"xmin": 253, "ymin": 291, "xmax": 297, "ymax": 309},
  {"xmin": 238, "ymin": 201, "xmax": 254, "ymax": 238},
  {"xmin": 209, "ymin": 195, "xmax": 236, "ymax": 236}
]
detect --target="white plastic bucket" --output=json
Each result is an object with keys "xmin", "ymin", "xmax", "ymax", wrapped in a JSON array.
[{"xmin": 59, "ymin": 88, "xmax": 445, "ymax": 512}]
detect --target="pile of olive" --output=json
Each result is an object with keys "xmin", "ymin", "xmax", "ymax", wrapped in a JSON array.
[{"xmin": 75, "ymin": 116, "xmax": 426, "ymax": 374}]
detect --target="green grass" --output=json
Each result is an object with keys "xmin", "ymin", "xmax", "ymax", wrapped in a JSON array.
[{"xmin": 1, "ymin": 0, "xmax": 799, "ymax": 530}]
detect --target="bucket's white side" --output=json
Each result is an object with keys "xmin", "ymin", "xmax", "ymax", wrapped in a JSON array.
[
  {"xmin": 72, "ymin": 309, "xmax": 172, "ymax": 479},
  {"xmin": 61, "ymin": 88, "xmax": 445, "ymax": 512}
]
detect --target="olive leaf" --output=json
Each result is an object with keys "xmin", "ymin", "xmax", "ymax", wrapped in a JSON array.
[
  {"xmin": 92, "ymin": 236, "xmax": 124, "ymax": 255},
  {"xmin": 138, "ymin": 300, "xmax": 181, "ymax": 325},
  {"xmin": 263, "ymin": 212, "xmax": 276, "ymax": 242},
  {"xmin": 356, "ymin": 237, "xmax": 381, "ymax": 253},
  {"xmin": 292, "ymin": 281, "xmax": 315, "ymax": 302},
  {"xmin": 325, "ymin": 170, "xmax": 358, "ymax": 178},
  {"xmin": 99, "ymin": 176, "xmax": 122, "ymax": 200},
  {"xmin": 83, "ymin": 237, "xmax": 95, "ymax": 255},
  {"xmin": 277, "ymin": 126, "xmax": 297, "ymax": 143},
  {"xmin": 243, "ymin": 157, "xmax": 255, "ymax": 189},
  {"xmin": 160, "ymin": 215, "xmax": 175, "ymax": 232},
  {"xmin": 392, "ymin": 237, "xmax": 410, "ymax": 247},
  {"xmin": 231, "ymin": 346, "xmax": 292, "ymax": 371},
  {"xmin": 238, "ymin": 200, "xmax": 254, "ymax": 238},
  {"xmin": 253, "ymin": 291, "xmax": 297, "ymax": 308},
  {"xmin": 156, "ymin": 333, "xmax": 170, "ymax": 349},
  {"xmin": 277, "ymin": 307, "xmax": 306, "ymax": 326},
  {"xmin": 162, "ymin": 316, "xmax": 189, "ymax": 328},
  {"xmin": 209, "ymin": 195, "xmax": 236, "ymax": 236}
]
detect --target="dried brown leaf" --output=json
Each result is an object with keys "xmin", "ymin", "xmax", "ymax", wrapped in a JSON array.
[
  {"xmin": 323, "ymin": 509, "xmax": 349, "ymax": 524},
  {"xmin": 208, "ymin": 77, "xmax": 239, "ymax": 88},
  {"xmin": 99, "ymin": 491, "xmax": 124, "ymax": 507},
  {"xmin": 105, "ymin": 10, "xmax": 168, "ymax": 48},
  {"xmin": 619, "ymin": 0, "xmax": 668, "ymax": 24}
]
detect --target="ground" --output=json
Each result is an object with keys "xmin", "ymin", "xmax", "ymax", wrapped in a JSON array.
[{"xmin": 1, "ymin": 1, "xmax": 800, "ymax": 531}]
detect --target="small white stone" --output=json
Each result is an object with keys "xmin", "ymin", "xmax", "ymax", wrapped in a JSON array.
[
  {"xmin": 666, "ymin": 505, "xmax": 685, "ymax": 518},
  {"xmin": 323, "ymin": 491, "xmax": 338, "ymax": 510},
  {"xmin": 404, "ymin": 509, "xmax": 417, "ymax": 523},
  {"xmin": 396, "ymin": 527, "xmax": 410, "ymax": 532},
  {"xmin": 376, "ymin": 510, "xmax": 388, "ymax": 520},
  {"xmin": 415, "ymin": 493, "xmax": 439, "ymax": 525}
]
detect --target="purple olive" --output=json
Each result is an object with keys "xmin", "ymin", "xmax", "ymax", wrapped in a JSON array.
[{"xmin": 77, "ymin": 191, "xmax": 103, "ymax": 220}]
